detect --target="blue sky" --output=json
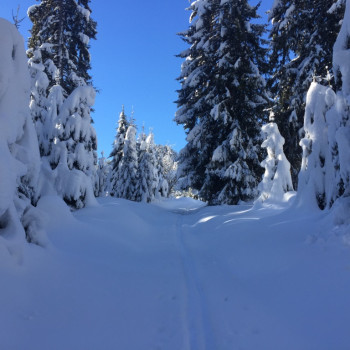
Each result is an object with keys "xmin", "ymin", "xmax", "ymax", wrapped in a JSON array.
[{"xmin": 2, "ymin": 0, "xmax": 273, "ymax": 156}]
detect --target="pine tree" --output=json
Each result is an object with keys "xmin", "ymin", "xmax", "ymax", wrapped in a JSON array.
[
  {"xmin": 28, "ymin": 0, "xmax": 98, "ymax": 209},
  {"xmin": 109, "ymin": 106, "xmax": 129, "ymax": 196},
  {"xmin": 268, "ymin": 0, "xmax": 345, "ymax": 187}
]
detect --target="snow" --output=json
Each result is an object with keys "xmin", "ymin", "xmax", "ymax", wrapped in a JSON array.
[
  {"xmin": 334, "ymin": 0, "xmax": 350, "ymax": 94},
  {"xmin": 1, "ymin": 196, "xmax": 350, "ymax": 350},
  {"xmin": 77, "ymin": 5, "xmax": 91, "ymax": 21},
  {"xmin": 0, "ymin": 18, "xmax": 43, "ymax": 245},
  {"xmin": 257, "ymin": 122, "xmax": 294, "ymax": 204}
]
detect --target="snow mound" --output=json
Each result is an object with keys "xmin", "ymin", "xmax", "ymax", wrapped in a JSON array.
[{"xmin": 153, "ymin": 196, "xmax": 207, "ymax": 212}]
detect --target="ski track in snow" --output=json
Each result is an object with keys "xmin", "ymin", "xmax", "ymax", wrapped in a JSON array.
[
  {"xmin": 1, "ymin": 196, "xmax": 350, "ymax": 350},
  {"xmin": 174, "ymin": 207, "xmax": 214, "ymax": 350}
]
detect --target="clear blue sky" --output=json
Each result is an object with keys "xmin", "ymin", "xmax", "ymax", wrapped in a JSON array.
[{"xmin": 2, "ymin": 0, "xmax": 273, "ymax": 156}]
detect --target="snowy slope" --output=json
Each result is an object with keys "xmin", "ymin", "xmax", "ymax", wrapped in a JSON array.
[{"xmin": 1, "ymin": 197, "xmax": 350, "ymax": 350}]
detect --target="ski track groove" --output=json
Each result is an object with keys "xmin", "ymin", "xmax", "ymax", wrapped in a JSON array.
[{"xmin": 174, "ymin": 207, "xmax": 215, "ymax": 350}]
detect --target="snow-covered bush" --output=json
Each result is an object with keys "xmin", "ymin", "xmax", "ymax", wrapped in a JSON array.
[
  {"xmin": 257, "ymin": 121, "xmax": 293, "ymax": 203},
  {"xmin": 0, "ymin": 19, "xmax": 46, "ymax": 248}
]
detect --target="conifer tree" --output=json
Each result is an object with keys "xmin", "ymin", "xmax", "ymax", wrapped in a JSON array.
[
  {"xmin": 27, "ymin": 48, "xmax": 50, "ymax": 157},
  {"xmin": 175, "ymin": 0, "xmax": 219, "ymax": 192},
  {"xmin": 297, "ymin": 0, "xmax": 350, "ymax": 211},
  {"xmin": 257, "ymin": 114, "xmax": 294, "ymax": 203},
  {"xmin": 28, "ymin": 0, "xmax": 98, "ymax": 209},
  {"xmin": 28, "ymin": 0, "xmax": 97, "ymax": 94},
  {"xmin": 268, "ymin": 0, "xmax": 344, "ymax": 186},
  {"xmin": 298, "ymin": 83, "xmax": 333, "ymax": 209},
  {"xmin": 136, "ymin": 132, "xmax": 159, "ymax": 202},
  {"xmin": 96, "ymin": 151, "xmax": 111, "ymax": 197},
  {"xmin": 115, "ymin": 123, "xmax": 139, "ymax": 201},
  {"xmin": 109, "ymin": 106, "xmax": 129, "ymax": 196},
  {"xmin": 176, "ymin": 0, "xmax": 268, "ymax": 204},
  {"xmin": 155, "ymin": 145, "xmax": 177, "ymax": 195}
]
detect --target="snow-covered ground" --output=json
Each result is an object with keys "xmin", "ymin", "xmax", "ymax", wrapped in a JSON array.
[{"xmin": 1, "ymin": 196, "xmax": 350, "ymax": 350}]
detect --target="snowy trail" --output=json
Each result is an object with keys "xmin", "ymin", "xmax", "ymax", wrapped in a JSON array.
[
  {"xmin": 1, "ymin": 196, "xmax": 350, "ymax": 350},
  {"xmin": 174, "ymin": 208, "xmax": 214, "ymax": 350}
]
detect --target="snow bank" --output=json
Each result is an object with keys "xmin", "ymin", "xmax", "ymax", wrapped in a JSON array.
[
  {"xmin": 2, "ymin": 197, "xmax": 350, "ymax": 349},
  {"xmin": 153, "ymin": 196, "xmax": 206, "ymax": 212}
]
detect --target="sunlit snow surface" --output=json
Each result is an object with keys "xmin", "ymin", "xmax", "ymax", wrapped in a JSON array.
[{"xmin": 1, "ymin": 195, "xmax": 350, "ymax": 350}]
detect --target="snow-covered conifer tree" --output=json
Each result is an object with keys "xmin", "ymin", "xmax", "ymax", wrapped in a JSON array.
[
  {"xmin": 27, "ymin": 47, "xmax": 50, "ymax": 157},
  {"xmin": 27, "ymin": 0, "xmax": 98, "ymax": 209},
  {"xmin": 155, "ymin": 145, "xmax": 177, "ymax": 196},
  {"xmin": 0, "ymin": 19, "xmax": 46, "ymax": 247},
  {"xmin": 28, "ymin": 0, "xmax": 97, "ymax": 95},
  {"xmin": 175, "ymin": 0, "xmax": 219, "ymax": 192},
  {"xmin": 202, "ymin": 0, "xmax": 268, "ymax": 204},
  {"xmin": 53, "ymin": 86, "xmax": 97, "ymax": 208},
  {"xmin": 136, "ymin": 132, "xmax": 159, "ymax": 202},
  {"xmin": 268, "ymin": 0, "xmax": 344, "ymax": 186},
  {"xmin": 114, "ymin": 124, "xmax": 139, "ymax": 200},
  {"xmin": 109, "ymin": 106, "xmax": 129, "ymax": 196},
  {"xmin": 96, "ymin": 151, "xmax": 111, "ymax": 197},
  {"xmin": 327, "ymin": 0, "xmax": 350, "ymax": 204},
  {"xmin": 298, "ymin": 0, "xmax": 350, "ymax": 211},
  {"xmin": 177, "ymin": 0, "xmax": 268, "ymax": 204},
  {"xmin": 298, "ymin": 83, "xmax": 334, "ymax": 209},
  {"xmin": 257, "ymin": 114, "xmax": 294, "ymax": 203}
]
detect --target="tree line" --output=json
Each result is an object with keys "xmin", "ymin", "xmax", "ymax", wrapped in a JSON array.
[{"xmin": 175, "ymin": 0, "xmax": 348, "ymax": 209}]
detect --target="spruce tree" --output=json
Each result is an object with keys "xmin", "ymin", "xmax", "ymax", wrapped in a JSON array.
[
  {"xmin": 28, "ymin": 0, "xmax": 98, "ymax": 209},
  {"xmin": 96, "ymin": 151, "xmax": 111, "ymax": 197},
  {"xmin": 155, "ymin": 145, "xmax": 177, "ymax": 195},
  {"xmin": 176, "ymin": 0, "xmax": 268, "ymax": 204},
  {"xmin": 136, "ymin": 132, "xmax": 159, "ymax": 202},
  {"xmin": 28, "ymin": 0, "xmax": 97, "ymax": 94},
  {"xmin": 175, "ymin": 0, "xmax": 219, "ymax": 192},
  {"xmin": 115, "ymin": 124, "xmax": 139, "ymax": 201},
  {"xmin": 268, "ymin": 0, "xmax": 344, "ymax": 187},
  {"xmin": 109, "ymin": 106, "xmax": 129, "ymax": 196},
  {"xmin": 327, "ymin": 0, "xmax": 350, "ymax": 207},
  {"xmin": 27, "ymin": 48, "xmax": 50, "ymax": 157}
]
